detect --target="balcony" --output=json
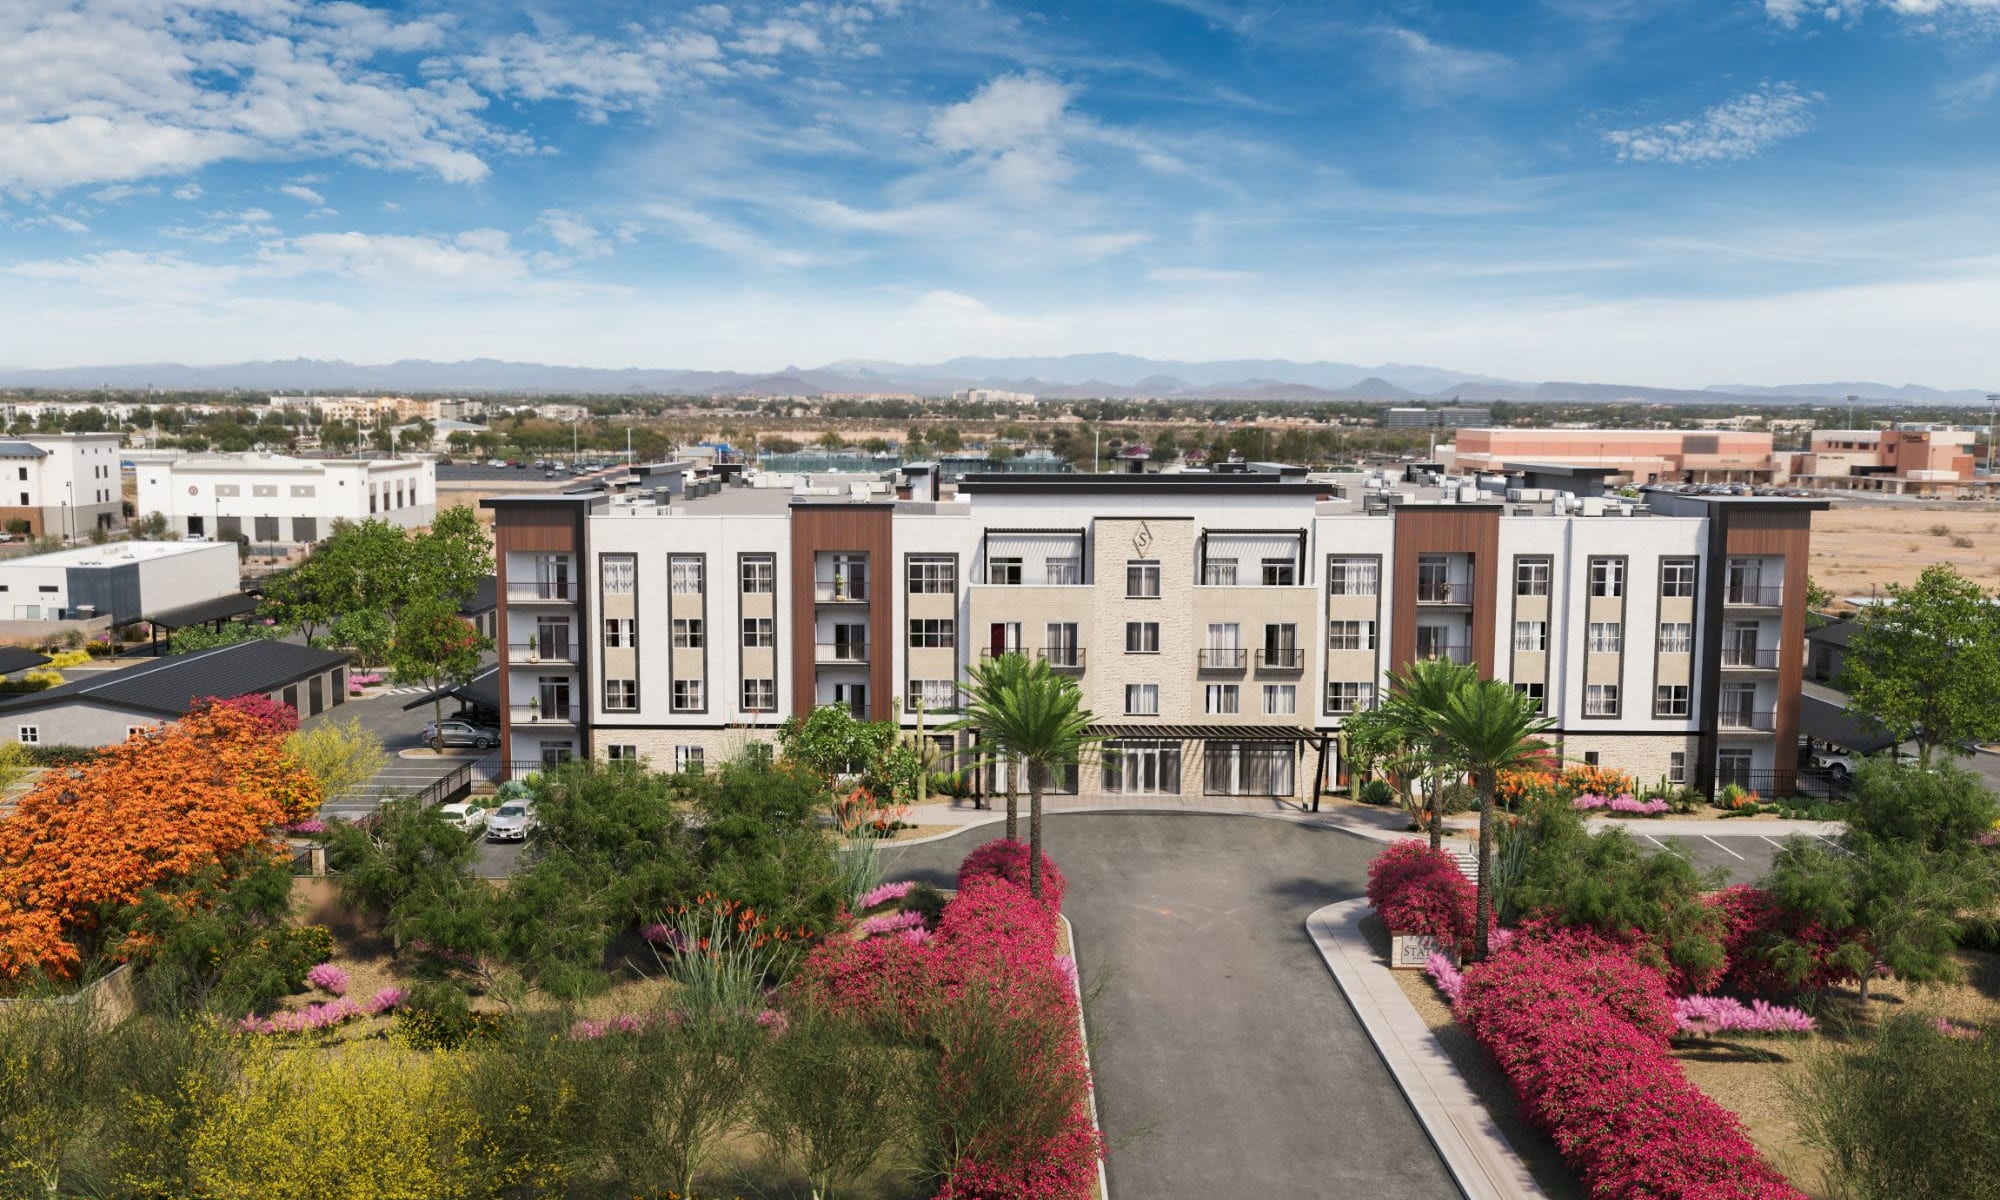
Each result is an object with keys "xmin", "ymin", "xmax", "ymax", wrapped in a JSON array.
[
  {"xmin": 1724, "ymin": 585, "xmax": 1784, "ymax": 608},
  {"xmin": 507, "ymin": 641, "xmax": 576, "ymax": 665},
  {"xmin": 1414, "ymin": 644, "xmax": 1472, "ymax": 665},
  {"xmin": 506, "ymin": 583, "xmax": 575, "ymax": 604},
  {"xmin": 816, "ymin": 641, "xmax": 870, "ymax": 665},
  {"xmin": 1718, "ymin": 707, "xmax": 1779, "ymax": 732},
  {"xmin": 510, "ymin": 703, "xmax": 577, "ymax": 724},
  {"xmin": 1038, "ymin": 647, "xmax": 1087, "ymax": 672},
  {"xmin": 978, "ymin": 646, "xmax": 1027, "ymax": 659},
  {"xmin": 1256, "ymin": 648, "xmax": 1306, "ymax": 672},
  {"xmin": 1199, "ymin": 648, "xmax": 1248, "ymax": 670},
  {"xmin": 813, "ymin": 580, "xmax": 869, "ymax": 605},
  {"xmin": 1719, "ymin": 646, "xmax": 1781, "ymax": 670},
  {"xmin": 1416, "ymin": 580, "xmax": 1473, "ymax": 605}
]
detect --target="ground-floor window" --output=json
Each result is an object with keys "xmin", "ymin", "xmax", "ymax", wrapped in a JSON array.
[
  {"xmin": 607, "ymin": 744, "xmax": 638, "ymax": 762},
  {"xmin": 538, "ymin": 741, "xmax": 574, "ymax": 769},
  {"xmin": 1202, "ymin": 740, "xmax": 1295, "ymax": 796},
  {"xmin": 984, "ymin": 750, "xmax": 1079, "ymax": 795},
  {"xmin": 1717, "ymin": 749, "xmax": 1754, "ymax": 788},
  {"xmin": 674, "ymin": 745, "xmax": 705, "ymax": 774},
  {"xmin": 1102, "ymin": 740, "xmax": 1181, "ymax": 795}
]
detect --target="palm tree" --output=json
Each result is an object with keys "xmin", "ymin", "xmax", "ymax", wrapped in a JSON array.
[
  {"xmin": 957, "ymin": 651, "xmax": 1033, "ymax": 840},
  {"xmin": 1429, "ymin": 678, "xmax": 1555, "ymax": 960},
  {"xmin": 1377, "ymin": 658, "xmax": 1479, "ymax": 851},
  {"xmin": 951, "ymin": 652, "xmax": 1098, "ymax": 901}
]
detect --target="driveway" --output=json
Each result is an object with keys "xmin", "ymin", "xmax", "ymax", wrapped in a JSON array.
[{"xmin": 882, "ymin": 814, "xmax": 1458, "ymax": 1200}]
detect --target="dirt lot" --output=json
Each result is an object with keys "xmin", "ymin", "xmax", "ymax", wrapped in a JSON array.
[{"xmin": 1811, "ymin": 499, "xmax": 2000, "ymax": 602}]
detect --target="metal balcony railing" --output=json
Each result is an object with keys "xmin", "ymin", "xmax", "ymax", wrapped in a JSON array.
[
  {"xmin": 1718, "ymin": 707, "xmax": 1779, "ymax": 732},
  {"xmin": 506, "ymin": 583, "xmax": 574, "ymax": 603},
  {"xmin": 1719, "ymin": 646, "xmax": 1781, "ymax": 669},
  {"xmin": 510, "ymin": 703, "xmax": 577, "ymax": 723},
  {"xmin": 1199, "ymin": 648, "xmax": 1248, "ymax": 670},
  {"xmin": 1414, "ymin": 644, "xmax": 1472, "ymax": 665},
  {"xmin": 1724, "ymin": 585, "xmax": 1784, "ymax": 607},
  {"xmin": 813, "ymin": 580, "xmax": 868, "ymax": 603},
  {"xmin": 510, "ymin": 758, "xmax": 574, "ymax": 776},
  {"xmin": 1720, "ymin": 768, "xmax": 1853, "ymax": 799},
  {"xmin": 507, "ymin": 641, "xmax": 576, "ymax": 664},
  {"xmin": 1416, "ymin": 580, "xmax": 1472, "ymax": 604},
  {"xmin": 978, "ymin": 646, "xmax": 1027, "ymax": 659},
  {"xmin": 1039, "ymin": 647, "xmax": 1086, "ymax": 671},
  {"xmin": 1256, "ymin": 647, "xmax": 1306, "ymax": 671},
  {"xmin": 816, "ymin": 641, "xmax": 870, "ymax": 664}
]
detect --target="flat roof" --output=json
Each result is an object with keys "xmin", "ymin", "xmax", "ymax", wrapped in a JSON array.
[
  {"xmin": 1, "ymin": 540, "xmax": 231, "ymax": 569},
  {"xmin": 1502, "ymin": 461, "xmax": 1622, "ymax": 478},
  {"xmin": 0, "ymin": 639, "xmax": 349, "ymax": 719},
  {"xmin": 1799, "ymin": 695, "xmax": 1899, "ymax": 755}
]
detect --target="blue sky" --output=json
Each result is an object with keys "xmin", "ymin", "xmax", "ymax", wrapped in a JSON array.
[{"xmin": 3, "ymin": 0, "xmax": 1998, "ymax": 386}]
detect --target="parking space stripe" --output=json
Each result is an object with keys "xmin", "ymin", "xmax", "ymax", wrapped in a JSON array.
[
  {"xmin": 1702, "ymin": 835, "xmax": 1745, "ymax": 861},
  {"xmin": 1642, "ymin": 834, "xmax": 1669, "ymax": 850}
]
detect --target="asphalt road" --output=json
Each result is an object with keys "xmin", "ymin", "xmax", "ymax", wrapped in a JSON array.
[{"xmin": 881, "ymin": 814, "xmax": 1459, "ymax": 1200}]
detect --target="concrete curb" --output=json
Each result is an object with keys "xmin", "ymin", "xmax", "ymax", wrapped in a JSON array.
[
  {"xmin": 1058, "ymin": 913, "xmax": 1113, "ymax": 1200},
  {"xmin": 1307, "ymin": 898, "xmax": 1548, "ymax": 1200}
]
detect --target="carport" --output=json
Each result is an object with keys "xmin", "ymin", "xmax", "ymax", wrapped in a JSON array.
[
  {"xmin": 143, "ymin": 592, "xmax": 263, "ymax": 653},
  {"xmin": 1797, "ymin": 695, "xmax": 1899, "ymax": 792},
  {"xmin": 401, "ymin": 664, "xmax": 500, "ymax": 725}
]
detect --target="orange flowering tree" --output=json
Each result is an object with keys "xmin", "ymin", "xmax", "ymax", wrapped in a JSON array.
[
  {"xmin": 1557, "ymin": 761, "xmax": 1639, "ymax": 800},
  {"xmin": 0, "ymin": 696, "xmax": 320, "ymax": 985}
]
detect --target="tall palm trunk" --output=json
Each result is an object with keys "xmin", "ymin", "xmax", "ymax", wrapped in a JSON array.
[
  {"xmin": 1473, "ymin": 767, "xmax": 1495, "ymax": 961},
  {"xmin": 1005, "ymin": 779, "xmax": 1018, "ymax": 842},
  {"xmin": 1426, "ymin": 737, "xmax": 1448, "ymax": 853},
  {"xmin": 1028, "ymin": 763, "xmax": 1045, "ymax": 901}
]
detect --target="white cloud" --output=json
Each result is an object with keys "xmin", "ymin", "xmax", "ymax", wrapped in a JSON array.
[
  {"xmin": 928, "ymin": 73, "xmax": 1078, "ymax": 192},
  {"xmin": 640, "ymin": 203, "xmax": 828, "ymax": 269},
  {"xmin": 163, "ymin": 208, "xmax": 281, "ymax": 244},
  {"xmin": 279, "ymin": 183, "xmax": 325, "ymax": 205},
  {"xmin": 171, "ymin": 182, "xmax": 203, "ymax": 201},
  {"xmin": 1371, "ymin": 27, "xmax": 1513, "ymax": 107},
  {"xmin": 1604, "ymin": 83, "xmax": 1822, "ymax": 164},
  {"xmin": 7, "ymin": 250, "xmax": 242, "ymax": 301},
  {"xmin": 454, "ymin": 30, "xmax": 727, "ymax": 121},
  {"xmin": 257, "ymin": 229, "xmax": 542, "ymax": 289},
  {"xmin": 539, "ymin": 209, "xmax": 611, "ymax": 258},
  {"xmin": 1768, "ymin": 0, "xmax": 2000, "ymax": 29}
]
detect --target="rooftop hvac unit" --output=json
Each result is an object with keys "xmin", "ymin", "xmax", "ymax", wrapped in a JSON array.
[{"xmin": 1506, "ymin": 488, "xmax": 1524, "ymax": 502}]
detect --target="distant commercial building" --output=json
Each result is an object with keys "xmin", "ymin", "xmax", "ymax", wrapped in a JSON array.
[
  {"xmin": 0, "ymin": 433, "xmax": 124, "ymax": 538},
  {"xmin": 0, "ymin": 540, "xmax": 239, "ymax": 624},
  {"xmin": 1790, "ymin": 427, "xmax": 1979, "ymax": 493},
  {"xmin": 136, "ymin": 453, "xmax": 436, "ymax": 542},
  {"xmin": 1442, "ymin": 429, "xmax": 1778, "ymax": 485},
  {"xmin": 951, "ymin": 388, "xmax": 1038, "ymax": 405},
  {"xmin": 1383, "ymin": 406, "xmax": 1492, "ymax": 430},
  {"xmin": 268, "ymin": 395, "xmax": 441, "ymax": 423}
]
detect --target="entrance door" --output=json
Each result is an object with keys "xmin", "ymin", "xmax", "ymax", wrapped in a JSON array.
[
  {"xmin": 988, "ymin": 622, "xmax": 1021, "ymax": 657},
  {"xmin": 308, "ymin": 676, "xmax": 324, "ymax": 716},
  {"xmin": 833, "ymin": 683, "xmax": 867, "ymax": 718}
]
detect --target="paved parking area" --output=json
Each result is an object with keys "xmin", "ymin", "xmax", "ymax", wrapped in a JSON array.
[
  {"xmin": 1646, "ymin": 832, "xmax": 1839, "ymax": 884},
  {"xmin": 882, "ymin": 814, "xmax": 1458, "ymax": 1200}
]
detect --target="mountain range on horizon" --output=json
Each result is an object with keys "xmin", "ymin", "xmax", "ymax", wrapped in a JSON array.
[{"xmin": 0, "ymin": 354, "xmax": 1988, "ymax": 408}]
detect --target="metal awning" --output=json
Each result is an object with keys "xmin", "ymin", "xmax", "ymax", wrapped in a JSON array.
[
  {"xmin": 1798, "ymin": 695, "xmax": 1899, "ymax": 755},
  {"xmin": 1085, "ymin": 723, "xmax": 1320, "ymax": 742},
  {"xmin": 144, "ymin": 592, "xmax": 261, "ymax": 629},
  {"xmin": 401, "ymin": 665, "xmax": 501, "ymax": 713}
]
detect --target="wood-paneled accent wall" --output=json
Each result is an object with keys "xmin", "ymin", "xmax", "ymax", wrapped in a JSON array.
[
  {"xmin": 788, "ymin": 504, "xmax": 894, "ymax": 719},
  {"xmin": 491, "ymin": 499, "xmax": 588, "ymax": 778},
  {"xmin": 1390, "ymin": 506, "xmax": 1501, "ymax": 679},
  {"xmin": 1723, "ymin": 507, "xmax": 1813, "ymax": 789}
]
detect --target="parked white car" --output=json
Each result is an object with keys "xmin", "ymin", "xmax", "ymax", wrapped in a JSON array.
[
  {"xmin": 486, "ymin": 800, "xmax": 535, "ymax": 842},
  {"xmin": 437, "ymin": 802, "xmax": 488, "ymax": 833}
]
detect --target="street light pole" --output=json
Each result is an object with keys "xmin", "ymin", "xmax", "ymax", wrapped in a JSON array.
[{"xmin": 1987, "ymin": 393, "xmax": 1998, "ymax": 478}]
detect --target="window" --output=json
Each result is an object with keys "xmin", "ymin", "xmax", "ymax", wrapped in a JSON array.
[
  {"xmin": 1668, "ymin": 751, "xmax": 1687, "ymax": 785},
  {"xmin": 1261, "ymin": 558, "xmax": 1297, "ymax": 587},
  {"xmin": 1585, "ymin": 684, "xmax": 1619, "ymax": 717},
  {"xmin": 1655, "ymin": 685, "xmax": 1690, "ymax": 718},
  {"xmin": 127, "ymin": 725, "xmax": 150, "ymax": 738},
  {"xmin": 1205, "ymin": 684, "xmax": 1240, "ymax": 714},
  {"xmin": 670, "ymin": 555, "xmax": 704, "ymax": 594},
  {"xmin": 741, "ymin": 617, "xmax": 773, "ymax": 647},
  {"xmin": 1325, "ymin": 682, "xmax": 1375, "ymax": 714},
  {"xmin": 741, "ymin": 678, "xmax": 777, "ymax": 711},
  {"xmin": 1515, "ymin": 682, "xmax": 1545, "ymax": 714},
  {"xmin": 1515, "ymin": 558, "xmax": 1551, "ymax": 596},
  {"xmin": 1262, "ymin": 684, "xmax": 1297, "ymax": 715},
  {"xmin": 671, "ymin": 680, "xmax": 704, "ymax": 711},
  {"xmin": 1125, "ymin": 622, "xmax": 1160, "ymax": 654},
  {"xmin": 604, "ymin": 618, "xmax": 634, "ymax": 648},
  {"xmin": 987, "ymin": 557, "xmax": 1022, "ymax": 585},
  {"xmin": 1046, "ymin": 558, "xmax": 1082, "ymax": 585},
  {"xmin": 740, "ymin": 556, "xmax": 775, "ymax": 593},
  {"xmin": 1328, "ymin": 557, "xmax": 1379, "ymax": 596},
  {"xmin": 1262, "ymin": 623, "xmax": 1300, "ymax": 667},
  {"xmin": 1658, "ymin": 622, "xmax": 1693, "ymax": 654},
  {"xmin": 603, "ymin": 679, "xmax": 638, "ymax": 711},
  {"xmin": 1583, "ymin": 751, "xmax": 1601, "ymax": 767},
  {"xmin": 1204, "ymin": 741, "xmax": 1295, "ymax": 796},
  {"xmin": 674, "ymin": 746, "xmax": 706, "ymax": 774},
  {"xmin": 908, "ymin": 556, "xmax": 956, "ymax": 593},
  {"xmin": 17, "ymin": 726, "xmax": 37, "ymax": 745},
  {"xmin": 672, "ymin": 619, "xmax": 705, "ymax": 648},
  {"xmin": 601, "ymin": 555, "xmax": 635, "ymax": 595},
  {"xmin": 1661, "ymin": 558, "xmax": 1697, "ymax": 598},
  {"xmin": 1203, "ymin": 557, "xmax": 1238, "ymax": 586},
  {"xmin": 1718, "ymin": 750, "xmax": 1754, "ymax": 788},
  {"xmin": 907, "ymin": 679, "xmax": 958, "ymax": 712},
  {"xmin": 908, "ymin": 619, "xmax": 956, "ymax": 648},
  {"xmin": 1587, "ymin": 622, "xmax": 1623, "ymax": 653},
  {"xmin": 1328, "ymin": 620, "xmax": 1376, "ymax": 651},
  {"xmin": 1124, "ymin": 683, "xmax": 1160, "ymax": 715},
  {"xmin": 1044, "ymin": 622, "xmax": 1080, "ymax": 667},
  {"xmin": 1589, "ymin": 558, "xmax": 1625, "ymax": 598},
  {"xmin": 1126, "ymin": 560, "xmax": 1161, "ymax": 598},
  {"xmin": 607, "ymin": 745, "xmax": 639, "ymax": 762},
  {"xmin": 1102, "ymin": 740, "xmax": 1181, "ymax": 794},
  {"xmin": 1513, "ymin": 621, "xmax": 1547, "ymax": 652}
]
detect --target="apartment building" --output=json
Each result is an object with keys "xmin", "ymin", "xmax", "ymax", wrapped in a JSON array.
[
  {"xmin": 0, "ymin": 432, "xmax": 124, "ymax": 537},
  {"xmin": 484, "ymin": 467, "xmax": 1822, "ymax": 800}
]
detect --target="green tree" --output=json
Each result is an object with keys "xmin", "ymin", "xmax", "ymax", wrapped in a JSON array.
[
  {"xmin": 1428, "ymin": 678, "xmax": 1555, "ymax": 959},
  {"xmin": 951, "ymin": 652, "xmax": 1098, "ymax": 900},
  {"xmin": 1376, "ymin": 658, "xmax": 1480, "ymax": 852},
  {"xmin": 958, "ymin": 651, "xmax": 1032, "ymax": 840},
  {"xmin": 283, "ymin": 715, "xmax": 388, "ymax": 804},
  {"xmin": 1840, "ymin": 564, "xmax": 2000, "ymax": 764},
  {"xmin": 752, "ymin": 1009, "xmax": 913, "ymax": 1200},
  {"xmin": 391, "ymin": 599, "xmax": 489, "ymax": 750},
  {"xmin": 410, "ymin": 505, "xmax": 492, "ymax": 605},
  {"xmin": 325, "ymin": 797, "xmax": 493, "ymax": 960},
  {"xmin": 776, "ymin": 705, "xmax": 896, "ymax": 794}
]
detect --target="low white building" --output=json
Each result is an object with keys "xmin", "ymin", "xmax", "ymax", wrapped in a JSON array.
[
  {"xmin": 0, "ymin": 432, "xmax": 124, "ymax": 538},
  {"xmin": 136, "ymin": 453, "xmax": 436, "ymax": 543},
  {"xmin": 0, "ymin": 540, "xmax": 239, "ymax": 624}
]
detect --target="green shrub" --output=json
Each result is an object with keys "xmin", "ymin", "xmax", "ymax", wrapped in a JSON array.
[
  {"xmin": 1358, "ymin": 778, "xmax": 1396, "ymax": 807},
  {"xmin": 23, "ymin": 744, "xmax": 99, "ymax": 766},
  {"xmin": 901, "ymin": 882, "xmax": 948, "ymax": 928},
  {"xmin": 394, "ymin": 982, "xmax": 489, "ymax": 1050}
]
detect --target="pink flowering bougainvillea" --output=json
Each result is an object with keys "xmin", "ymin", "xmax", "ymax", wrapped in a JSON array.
[
  {"xmin": 857, "ymin": 880, "xmax": 915, "ymax": 910},
  {"xmin": 1673, "ymin": 995, "xmax": 1816, "ymax": 1036},
  {"xmin": 1456, "ymin": 933, "xmax": 1807, "ymax": 1200},
  {"xmin": 958, "ymin": 838, "xmax": 1069, "ymax": 910},
  {"xmin": 1710, "ymin": 884, "xmax": 1861, "ymax": 997},
  {"xmin": 1366, "ymin": 840, "xmax": 1477, "ymax": 954},
  {"xmin": 365, "ymin": 986, "xmax": 407, "ymax": 1015},
  {"xmin": 235, "ymin": 997, "xmax": 366, "ymax": 1035},
  {"xmin": 857, "ymin": 910, "xmax": 926, "ymax": 938}
]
